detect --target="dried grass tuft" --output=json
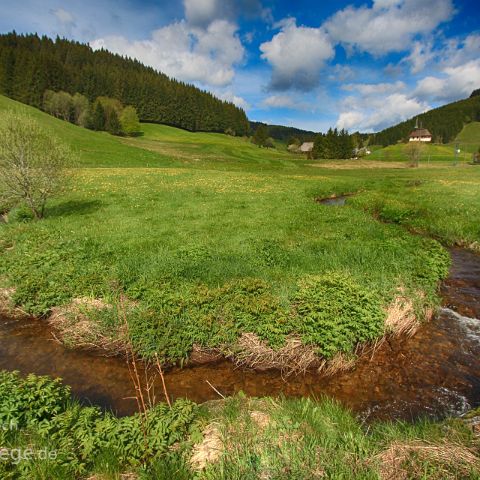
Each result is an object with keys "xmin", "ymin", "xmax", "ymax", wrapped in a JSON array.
[
  {"xmin": 316, "ymin": 351, "xmax": 357, "ymax": 377},
  {"xmin": 87, "ymin": 474, "xmax": 138, "ymax": 480},
  {"xmin": 376, "ymin": 440, "xmax": 480, "ymax": 480},
  {"xmin": 250, "ymin": 410, "xmax": 271, "ymax": 430},
  {"xmin": 190, "ymin": 423, "xmax": 223, "ymax": 471},
  {"xmin": 49, "ymin": 297, "xmax": 127, "ymax": 355},
  {"xmin": 0, "ymin": 287, "xmax": 15, "ymax": 313},
  {"xmin": 232, "ymin": 333, "xmax": 320, "ymax": 376},
  {"xmin": 0, "ymin": 287, "xmax": 27, "ymax": 318},
  {"xmin": 385, "ymin": 292, "xmax": 419, "ymax": 338}
]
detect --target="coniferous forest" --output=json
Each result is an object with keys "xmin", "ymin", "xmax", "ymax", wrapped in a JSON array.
[
  {"xmin": 312, "ymin": 128, "xmax": 354, "ymax": 159},
  {"xmin": 0, "ymin": 32, "xmax": 249, "ymax": 135}
]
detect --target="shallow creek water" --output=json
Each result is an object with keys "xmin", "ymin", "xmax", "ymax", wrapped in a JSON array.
[{"xmin": 0, "ymin": 249, "xmax": 479, "ymax": 421}]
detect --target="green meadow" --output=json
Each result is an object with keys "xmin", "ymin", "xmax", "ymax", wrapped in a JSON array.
[
  {"xmin": 1, "ymin": 94, "xmax": 480, "ymax": 479},
  {"xmin": 1, "ymin": 94, "xmax": 480, "ymax": 365}
]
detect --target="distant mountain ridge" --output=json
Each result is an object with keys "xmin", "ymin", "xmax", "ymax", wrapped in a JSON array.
[
  {"xmin": 371, "ymin": 93, "xmax": 480, "ymax": 146},
  {"xmin": 0, "ymin": 32, "xmax": 249, "ymax": 135}
]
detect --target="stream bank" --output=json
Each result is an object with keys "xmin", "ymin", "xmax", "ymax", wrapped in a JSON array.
[{"xmin": 0, "ymin": 248, "xmax": 478, "ymax": 420}]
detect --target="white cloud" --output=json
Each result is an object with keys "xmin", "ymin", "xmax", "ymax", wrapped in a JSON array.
[
  {"xmin": 91, "ymin": 19, "xmax": 244, "ymax": 87},
  {"xmin": 51, "ymin": 8, "xmax": 74, "ymax": 25},
  {"xmin": 50, "ymin": 8, "xmax": 76, "ymax": 36},
  {"xmin": 328, "ymin": 65, "xmax": 355, "ymax": 82},
  {"xmin": 262, "ymin": 95, "xmax": 297, "ymax": 108},
  {"xmin": 403, "ymin": 41, "xmax": 434, "ymax": 74},
  {"xmin": 336, "ymin": 82, "xmax": 429, "ymax": 131},
  {"xmin": 216, "ymin": 90, "xmax": 250, "ymax": 110},
  {"xmin": 324, "ymin": 0, "xmax": 455, "ymax": 56},
  {"xmin": 439, "ymin": 33, "xmax": 480, "ymax": 68},
  {"xmin": 260, "ymin": 18, "xmax": 334, "ymax": 91},
  {"xmin": 342, "ymin": 80, "xmax": 406, "ymax": 96},
  {"xmin": 414, "ymin": 59, "xmax": 480, "ymax": 102}
]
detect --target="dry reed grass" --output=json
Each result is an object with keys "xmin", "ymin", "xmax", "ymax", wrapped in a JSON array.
[
  {"xmin": 376, "ymin": 440, "xmax": 480, "ymax": 480},
  {"xmin": 384, "ymin": 293, "xmax": 420, "ymax": 338}
]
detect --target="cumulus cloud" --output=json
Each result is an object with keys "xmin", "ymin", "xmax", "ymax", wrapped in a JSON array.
[
  {"xmin": 216, "ymin": 90, "xmax": 250, "ymax": 110},
  {"xmin": 324, "ymin": 0, "xmax": 455, "ymax": 56},
  {"xmin": 260, "ymin": 18, "xmax": 334, "ymax": 91},
  {"xmin": 262, "ymin": 95, "xmax": 297, "ymax": 109},
  {"xmin": 91, "ymin": 19, "xmax": 244, "ymax": 87},
  {"xmin": 414, "ymin": 59, "xmax": 480, "ymax": 103},
  {"xmin": 336, "ymin": 82, "xmax": 429, "ymax": 131}
]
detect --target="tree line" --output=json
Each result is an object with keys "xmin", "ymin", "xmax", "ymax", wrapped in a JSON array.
[
  {"xmin": 312, "ymin": 128, "xmax": 354, "ymax": 159},
  {"xmin": 0, "ymin": 32, "xmax": 249, "ymax": 136},
  {"xmin": 371, "ymin": 94, "xmax": 480, "ymax": 147},
  {"xmin": 43, "ymin": 90, "xmax": 141, "ymax": 136}
]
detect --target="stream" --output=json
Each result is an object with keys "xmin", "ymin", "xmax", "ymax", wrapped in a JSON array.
[{"xmin": 0, "ymin": 248, "xmax": 479, "ymax": 421}]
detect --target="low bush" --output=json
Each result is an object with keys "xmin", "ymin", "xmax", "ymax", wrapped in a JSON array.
[{"xmin": 0, "ymin": 371, "xmax": 199, "ymax": 478}]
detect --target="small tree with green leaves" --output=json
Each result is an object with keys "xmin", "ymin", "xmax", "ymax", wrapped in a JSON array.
[
  {"xmin": 0, "ymin": 112, "xmax": 73, "ymax": 219},
  {"xmin": 120, "ymin": 106, "xmax": 141, "ymax": 136}
]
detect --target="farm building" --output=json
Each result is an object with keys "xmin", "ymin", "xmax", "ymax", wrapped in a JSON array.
[
  {"xmin": 409, "ymin": 119, "xmax": 432, "ymax": 142},
  {"xmin": 299, "ymin": 142, "xmax": 314, "ymax": 153},
  {"xmin": 409, "ymin": 128, "xmax": 432, "ymax": 142}
]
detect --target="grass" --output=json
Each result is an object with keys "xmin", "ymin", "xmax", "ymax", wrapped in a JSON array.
[
  {"xmin": 1, "ymin": 94, "xmax": 479, "ymax": 368},
  {"xmin": 0, "ymin": 372, "xmax": 478, "ymax": 479},
  {"xmin": 0, "ymin": 95, "xmax": 480, "ymax": 477}
]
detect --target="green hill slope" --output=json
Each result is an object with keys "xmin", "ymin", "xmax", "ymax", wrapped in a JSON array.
[
  {"xmin": 0, "ymin": 94, "xmax": 296, "ymax": 169},
  {"xmin": 0, "ymin": 94, "xmax": 165, "ymax": 167},
  {"xmin": 455, "ymin": 121, "xmax": 480, "ymax": 146}
]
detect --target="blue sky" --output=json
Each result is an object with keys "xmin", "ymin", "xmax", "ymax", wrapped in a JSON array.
[{"xmin": 1, "ymin": 0, "xmax": 479, "ymax": 132}]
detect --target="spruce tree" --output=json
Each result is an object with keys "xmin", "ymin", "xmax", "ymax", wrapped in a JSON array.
[
  {"xmin": 90, "ymin": 101, "xmax": 106, "ymax": 131},
  {"xmin": 105, "ymin": 108, "xmax": 123, "ymax": 135}
]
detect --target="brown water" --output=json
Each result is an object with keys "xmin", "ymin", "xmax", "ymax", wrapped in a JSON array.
[
  {"xmin": 317, "ymin": 195, "xmax": 349, "ymax": 206},
  {"xmin": 0, "ymin": 249, "xmax": 479, "ymax": 421}
]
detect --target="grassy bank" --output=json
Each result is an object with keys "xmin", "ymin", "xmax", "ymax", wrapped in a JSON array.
[
  {"xmin": 1, "ymin": 94, "xmax": 480, "ymax": 371},
  {"xmin": 0, "ymin": 371, "xmax": 478, "ymax": 480}
]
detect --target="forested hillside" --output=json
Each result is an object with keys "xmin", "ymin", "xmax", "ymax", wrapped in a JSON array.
[
  {"xmin": 249, "ymin": 121, "xmax": 316, "ymax": 142},
  {"xmin": 0, "ymin": 32, "xmax": 249, "ymax": 135},
  {"xmin": 372, "ymin": 94, "xmax": 480, "ymax": 146}
]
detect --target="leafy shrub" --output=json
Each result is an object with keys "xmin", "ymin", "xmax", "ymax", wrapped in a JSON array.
[
  {"xmin": 293, "ymin": 273, "xmax": 385, "ymax": 357},
  {"xmin": 0, "ymin": 371, "xmax": 70, "ymax": 429},
  {"xmin": 8, "ymin": 205, "xmax": 35, "ymax": 223},
  {"xmin": 0, "ymin": 371, "xmax": 199, "ymax": 477},
  {"xmin": 412, "ymin": 239, "xmax": 450, "ymax": 286}
]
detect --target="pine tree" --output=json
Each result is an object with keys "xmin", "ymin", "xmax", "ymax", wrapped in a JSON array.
[
  {"xmin": 105, "ymin": 108, "xmax": 123, "ymax": 135},
  {"xmin": 90, "ymin": 101, "xmax": 106, "ymax": 131}
]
